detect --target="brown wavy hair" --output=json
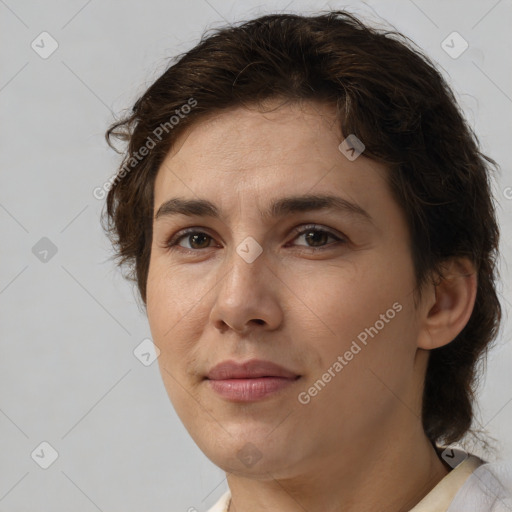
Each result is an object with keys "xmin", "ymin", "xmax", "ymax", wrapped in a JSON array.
[{"xmin": 102, "ymin": 10, "xmax": 502, "ymax": 449}]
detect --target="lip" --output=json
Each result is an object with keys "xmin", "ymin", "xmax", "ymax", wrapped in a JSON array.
[
  {"xmin": 205, "ymin": 359, "xmax": 301, "ymax": 402},
  {"xmin": 206, "ymin": 359, "xmax": 299, "ymax": 380}
]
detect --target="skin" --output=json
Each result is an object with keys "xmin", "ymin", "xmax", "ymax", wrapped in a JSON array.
[{"xmin": 146, "ymin": 99, "xmax": 477, "ymax": 512}]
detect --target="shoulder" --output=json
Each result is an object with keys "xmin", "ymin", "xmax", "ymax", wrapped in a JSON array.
[
  {"xmin": 448, "ymin": 456, "xmax": 512, "ymax": 511},
  {"xmin": 205, "ymin": 489, "xmax": 231, "ymax": 512}
]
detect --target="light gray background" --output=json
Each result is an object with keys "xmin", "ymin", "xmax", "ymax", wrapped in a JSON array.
[{"xmin": 1, "ymin": 0, "xmax": 511, "ymax": 510}]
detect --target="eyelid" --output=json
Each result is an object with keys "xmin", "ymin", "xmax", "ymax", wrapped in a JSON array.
[
  {"xmin": 164, "ymin": 223, "xmax": 347, "ymax": 251},
  {"xmin": 287, "ymin": 224, "xmax": 345, "ymax": 245},
  {"xmin": 164, "ymin": 227, "xmax": 219, "ymax": 249}
]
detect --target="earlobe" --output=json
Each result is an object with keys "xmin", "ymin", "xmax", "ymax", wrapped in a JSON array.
[{"xmin": 417, "ymin": 258, "xmax": 478, "ymax": 351}]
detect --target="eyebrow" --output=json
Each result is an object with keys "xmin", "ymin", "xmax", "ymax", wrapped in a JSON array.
[{"xmin": 154, "ymin": 194, "xmax": 374, "ymax": 226}]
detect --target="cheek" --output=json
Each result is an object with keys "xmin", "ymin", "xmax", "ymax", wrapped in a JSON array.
[
  {"xmin": 294, "ymin": 255, "xmax": 416, "ymax": 376},
  {"xmin": 146, "ymin": 262, "xmax": 195, "ymax": 365},
  {"xmin": 146, "ymin": 270, "xmax": 203, "ymax": 416},
  {"xmin": 300, "ymin": 261, "xmax": 401, "ymax": 331},
  {"xmin": 146, "ymin": 268, "xmax": 171, "ymax": 340},
  {"xmin": 147, "ymin": 258, "xmax": 201, "ymax": 332}
]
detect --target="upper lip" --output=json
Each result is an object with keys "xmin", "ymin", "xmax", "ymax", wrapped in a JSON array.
[{"xmin": 206, "ymin": 359, "xmax": 300, "ymax": 380}]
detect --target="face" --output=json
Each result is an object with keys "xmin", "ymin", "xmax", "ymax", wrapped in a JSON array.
[{"xmin": 146, "ymin": 99, "xmax": 428, "ymax": 479}]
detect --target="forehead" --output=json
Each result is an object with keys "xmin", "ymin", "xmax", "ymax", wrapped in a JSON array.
[
  {"xmin": 152, "ymin": 100, "xmax": 392, "ymax": 222},
  {"xmin": 163, "ymin": 100, "xmax": 340, "ymax": 169}
]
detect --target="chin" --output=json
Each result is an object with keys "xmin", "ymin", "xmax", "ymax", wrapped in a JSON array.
[{"xmin": 196, "ymin": 431, "xmax": 299, "ymax": 478}]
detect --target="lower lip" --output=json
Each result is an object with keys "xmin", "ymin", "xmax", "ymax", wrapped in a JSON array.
[{"xmin": 206, "ymin": 377, "xmax": 299, "ymax": 402}]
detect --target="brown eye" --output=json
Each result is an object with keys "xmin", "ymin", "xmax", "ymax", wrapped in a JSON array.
[
  {"xmin": 291, "ymin": 225, "xmax": 345, "ymax": 249},
  {"xmin": 300, "ymin": 229, "xmax": 331, "ymax": 247},
  {"xmin": 166, "ymin": 230, "xmax": 215, "ymax": 250},
  {"xmin": 184, "ymin": 233, "xmax": 212, "ymax": 249},
  {"xmin": 164, "ymin": 224, "xmax": 346, "ymax": 254}
]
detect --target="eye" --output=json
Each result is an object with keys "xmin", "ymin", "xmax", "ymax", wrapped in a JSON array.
[
  {"xmin": 288, "ymin": 224, "xmax": 346, "ymax": 250},
  {"xmin": 165, "ymin": 229, "xmax": 217, "ymax": 251},
  {"xmin": 164, "ymin": 224, "xmax": 346, "ymax": 253}
]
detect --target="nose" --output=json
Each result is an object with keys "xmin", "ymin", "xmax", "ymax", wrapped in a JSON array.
[{"xmin": 209, "ymin": 243, "xmax": 283, "ymax": 335}]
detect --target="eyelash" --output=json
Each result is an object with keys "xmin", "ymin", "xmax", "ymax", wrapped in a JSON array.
[{"xmin": 164, "ymin": 224, "xmax": 346, "ymax": 253}]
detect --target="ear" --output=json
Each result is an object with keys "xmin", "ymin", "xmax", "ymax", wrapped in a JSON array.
[{"xmin": 417, "ymin": 258, "xmax": 478, "ymax": 350}]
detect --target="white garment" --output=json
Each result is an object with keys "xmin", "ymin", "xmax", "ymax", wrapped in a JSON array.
[
  {"xmin": 207, "ymin": 489, "xmax": 231, "ymax": 512},
  {"xmin": 206, "ymin": 448, "xmax": 512, "ymax": 512},
  {"xmin": 447, "ymin": 456, "xmax": 512, "ymax": 512}
]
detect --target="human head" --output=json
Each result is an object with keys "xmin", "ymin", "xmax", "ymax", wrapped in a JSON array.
[{"xmin": 102, "ymin": 10, "xmax": 501, "ymax": 454}]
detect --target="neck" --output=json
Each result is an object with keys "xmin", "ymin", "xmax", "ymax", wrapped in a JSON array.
[{"xmin": 226, "ymin": 424, "xmax": 450, "ymax": 512}]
